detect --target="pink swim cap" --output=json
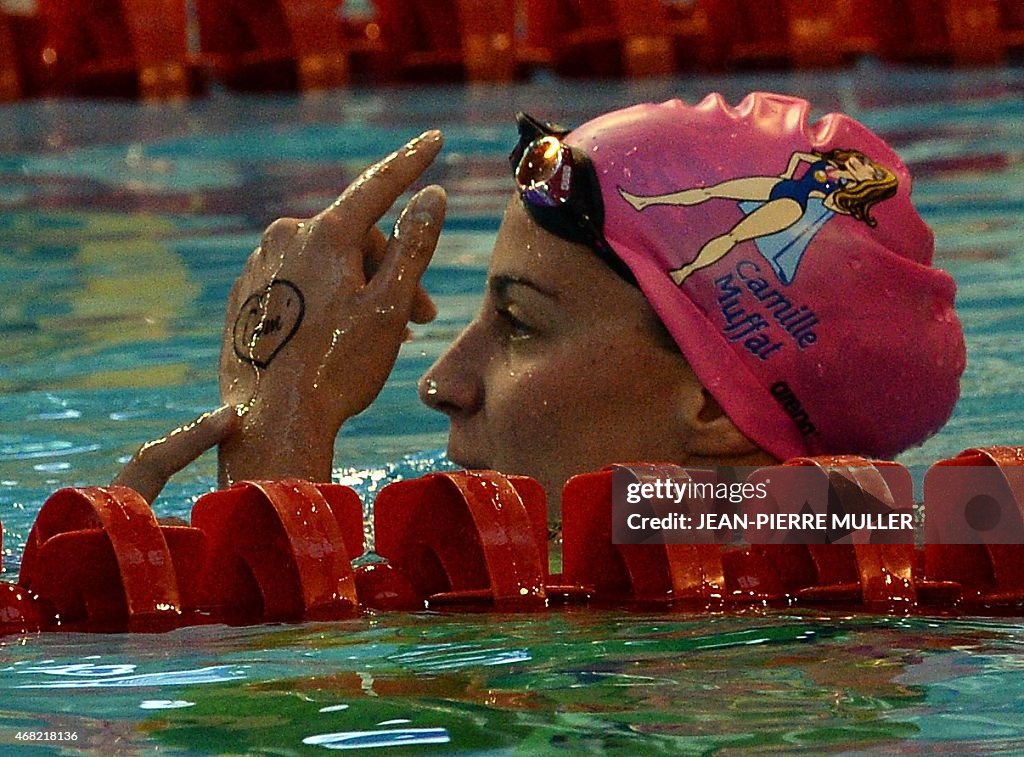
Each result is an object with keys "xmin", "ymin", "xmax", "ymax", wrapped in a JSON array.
[{"xmin": 566, "ymin": 93, "xmax": 965, "ymax": 460}]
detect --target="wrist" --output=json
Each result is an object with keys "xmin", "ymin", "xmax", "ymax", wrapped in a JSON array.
[{"xmin": 217, "ymin": 403, "xmax": 339, "ymax": 486}]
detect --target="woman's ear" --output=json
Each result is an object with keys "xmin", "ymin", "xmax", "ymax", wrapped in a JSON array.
[{"xmin": 676, "ymin": 384, "xmax": 768, "ymax": 462}]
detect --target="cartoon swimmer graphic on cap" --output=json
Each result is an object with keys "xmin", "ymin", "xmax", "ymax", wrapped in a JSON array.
[{"xmin": 619, "ymin": 149, "xmax": 898, "ymax": 286}]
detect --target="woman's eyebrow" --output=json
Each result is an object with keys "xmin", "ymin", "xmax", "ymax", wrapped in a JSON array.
[{"xmin": 489, "ymin": 274, "xmax": 560, "ymax": 301}]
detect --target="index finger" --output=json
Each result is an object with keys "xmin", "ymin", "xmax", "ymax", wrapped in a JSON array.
[{"xmin": 320, "ymin": 129, "xmax": 443, "ymax": 234}]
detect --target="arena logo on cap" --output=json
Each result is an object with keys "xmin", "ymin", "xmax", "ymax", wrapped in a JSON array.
[{"xmin": 618, "ymin": 147, "xmax": 898, "ymax": 286}]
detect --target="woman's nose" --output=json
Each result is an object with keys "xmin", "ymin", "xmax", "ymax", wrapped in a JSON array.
[{"xmin": 418, "ymin": 323, "xmax": 485, "ymax": 416}]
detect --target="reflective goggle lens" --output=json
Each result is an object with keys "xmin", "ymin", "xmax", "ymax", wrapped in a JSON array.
[{"xmin": 515, "ymin": 136, "xmax": 572, "ymax": 207}]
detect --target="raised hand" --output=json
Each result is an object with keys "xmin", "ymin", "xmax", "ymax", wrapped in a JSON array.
[
  {"xmin": 115, "ymin": 130, "xmax": 447, "ymax": 501},
  {"xmin": 218, "ymin": 130, "xmax": 447, "ymax": 485}
]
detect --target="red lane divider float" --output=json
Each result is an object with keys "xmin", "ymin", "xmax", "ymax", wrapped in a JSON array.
[
  {"xmin": 189, "ymin": 480, "xmax": 364, "ymax": 623},
  {"xmin": 1, "ymin": 479, "xmax": 363, "ymax": 635},
  {"xmin": 4, "ymin": 447, "xmax": 1024, "ymax": 636},
  {"xmin": 558, "ymin": 464, "xmax": 728, "ymax": 607},
  {"xmin": 0, "ymin": 521, "xmax": 48, "ymax": 632},
  {"xmin": 18, "ymin": 485, "xmax": 184, "ymax": 632},
  {"xmin": 734, "ymin": 456, "xmax": 918, "ymax": 610},
  {"xmin": 365, "ymin": 471, "xmax": 548, "ymax": 611},
  {"xmin": 923, "ymin": 446, "xmax": 1024, "ymax": 609}
]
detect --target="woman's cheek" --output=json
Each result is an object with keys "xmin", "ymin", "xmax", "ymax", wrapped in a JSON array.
[{"xmin": 501, "ymin": 362, "xmax": 562, "ymax": 430}]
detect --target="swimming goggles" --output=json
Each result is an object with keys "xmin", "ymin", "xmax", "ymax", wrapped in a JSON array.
[{"xmin": 509, "ymin": 112, "xmax": 636, "ymax": 285}]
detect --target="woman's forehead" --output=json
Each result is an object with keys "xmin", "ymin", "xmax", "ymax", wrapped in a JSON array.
[{"xmin": 488, "ymin": 200, "xmax": 622, "ymax": 296}]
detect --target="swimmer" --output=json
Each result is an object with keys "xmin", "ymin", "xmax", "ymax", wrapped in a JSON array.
[
  {"xmin": 619, "ymin": 148, "xmax": 898, "ymax": 284},
  {"xmin": 115, "ymin": 93, "xmax": 966, "ymax": 525}
]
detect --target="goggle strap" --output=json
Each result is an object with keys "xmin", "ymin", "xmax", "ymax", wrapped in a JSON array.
[
  {"xmin": 510, "ymin": 112, "xmax": 571, "ymax": 168},
  {"xmin": 512, "ymin": 112, "xmax": 638, "ymax": 287}
]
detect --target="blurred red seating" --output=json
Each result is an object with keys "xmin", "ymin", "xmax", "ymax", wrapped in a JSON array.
[
  {"xmin": 867, "ymin": 0, "xmax": 1009, "ymax": 65},
  {"xmin": 723, "ymin": 0, "xmax": 856, "ymax": 68},
  {"xmin": 33, "ymin": 0, "xmax": 197, "ymax": 98},
  {"xmin": 367, "ymin": 0, "xmax": 518, "ymax": 82},
  {"xmin": 1, "ymin": 4, "xmax": 60, "ymax": 99},
  {"xmin": 530, "ymin": 0, "xmax": 850, "ymax": 78},
  {"xmin": 701, "ymin": 0, "xmax": 1015, "ymax": 69},
  {"xmin": 532, "ymin": 0, "xmax": 691, "ymax": 77},
  {"xmin": 196, "ymin": 0, "xmax": 349, "ymax": 91},
  {"xmin": 0, "ymin": 9, "xmax": 21, "ymax": 101},
  {"xmin": 4, "ymin": 0, "xmax": 1023, "ymax": 102},
  {"xmin": 1004, "ymin": 0, "xmax": 1024, "ymax": 52},
  {"xmin": 529, "ymin": 0, "xmax": 1020, "ymax": 76}
]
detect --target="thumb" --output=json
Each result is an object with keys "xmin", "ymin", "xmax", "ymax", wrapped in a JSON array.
[{"xmin": 113, "ymin": 405, "xmax": 237, "ymax": 504}]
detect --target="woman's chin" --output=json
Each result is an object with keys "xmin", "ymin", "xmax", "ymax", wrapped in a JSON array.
[{"xmin": 445, "ymin": 441, "xmax": 489, "ymax": 472}]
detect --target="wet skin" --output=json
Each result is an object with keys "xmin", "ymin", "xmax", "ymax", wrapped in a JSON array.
[
  {"xmin": 116, "ymin": 131, "xmax": 447, "ymax": 501},
  {"xmin": 420, "ymin": 199, "xmax": 706, "ymax": 516},
  {"xmin": 117, "ymin": 133, "xmax": 771, "ymax": 510}
]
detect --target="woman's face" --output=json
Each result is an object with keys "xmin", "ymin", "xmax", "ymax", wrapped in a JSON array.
[
  {"xmin": 837, "ymin": 154, "xmax": 879, "ymax": 182},
  {"xmin": 419, "ymin": 199, "xmax": 701, "ymax": 514}
]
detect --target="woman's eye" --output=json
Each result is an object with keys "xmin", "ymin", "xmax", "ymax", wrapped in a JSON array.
[{"xmin": 496, "ymin": 307, "xmax": 532, "ymax": 340}]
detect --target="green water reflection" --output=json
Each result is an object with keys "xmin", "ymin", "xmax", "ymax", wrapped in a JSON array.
[
  {"xmin": 7, "ymin": 612, "xmax": 998, "ymax": 755},
  {"xmin": 144, "ymin": 613, "xmax": 935, "ymax": 754}
]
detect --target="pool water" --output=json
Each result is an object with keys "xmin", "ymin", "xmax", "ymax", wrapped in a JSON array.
[{"xmin": 1, "ymin": 63, "xmax": 1024, "ymax": 753}]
